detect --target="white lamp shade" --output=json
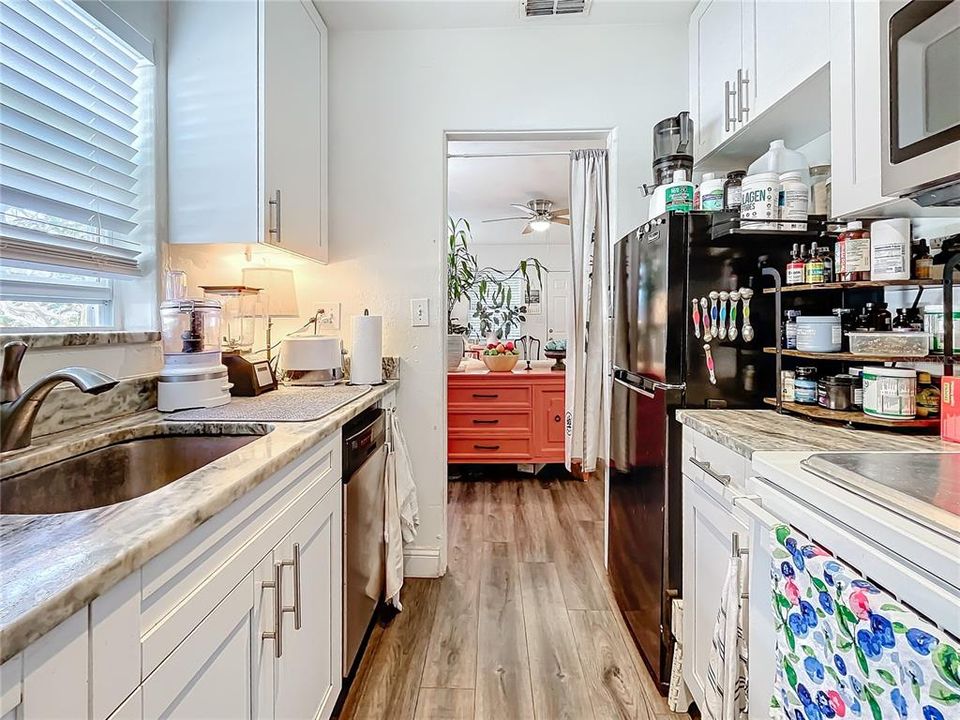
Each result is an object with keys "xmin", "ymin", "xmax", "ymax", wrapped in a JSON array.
[{"xmin": 242, "ymin": 267, "xmax": 299, "ymax": 318}]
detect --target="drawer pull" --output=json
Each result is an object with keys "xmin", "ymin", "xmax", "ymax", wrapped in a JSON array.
[
  {"xmin": 474, "ymin": 444, "xmax": 501, "ymax": 450},
  {"xmin": 689, "ymin": 457, "xmax": 731, "ymax": 486},
  {"xmin": 472, "ymin": 418, "xmax": 499, "ymax": 424},
  {"xmin": 261, "ymin": 563, "xmax": 283, "ymax": 657},
  {"xmin": 554, "ymin": 414, "xmax": 561, "ymax": 422},
  {"xmin": 472, "ymin": 393, "xmax": 499, "ymax": 399},
  {"xmin": 279, "ymin": 543, "xmax": 302, "ymax": 630}
]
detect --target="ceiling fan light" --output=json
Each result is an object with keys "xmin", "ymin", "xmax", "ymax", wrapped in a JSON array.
[{"xmin": 530, "ymin": 218, "xmax": 551, "ymax": 232}]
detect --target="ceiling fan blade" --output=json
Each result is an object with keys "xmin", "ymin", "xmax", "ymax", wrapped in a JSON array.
[
  {"xmin": 521, "ymin": 222, "xmax": 534, "ymax": 235},
  {"xmin": 552, "ymin": 217, "xmax": 570, "ymax": 226},
  {"xmin": 509, "ymin": 203, "xmax": 535, "ymax": 215},
  {"xmin": 482, "ymin": 216, "xmax": 529, "ymax": 223},
  {"xmin": 550, "ymin": 208, "xmax": 569, "ymax": 217}
]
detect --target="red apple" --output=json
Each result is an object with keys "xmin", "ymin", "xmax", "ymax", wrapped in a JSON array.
[
  {"xmin": 505, "ymin": 341, "xmax": 515, "ymax": 351},
  {"xmin": 487, "ymin": 342, "xmax": 496, "ymax": 349}
]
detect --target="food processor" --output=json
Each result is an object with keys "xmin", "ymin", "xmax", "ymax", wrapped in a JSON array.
[{"xmin": 157, "ymin": 298, "xmax": 232, "ymax": 411}]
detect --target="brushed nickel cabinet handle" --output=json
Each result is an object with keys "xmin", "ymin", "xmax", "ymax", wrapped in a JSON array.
[
  {"xmin": 261, "ymin": 563, "xmax": 283, "ymax": 657},
  {"xmin": 472, "ymin": 418, "xmax": 499, "ymax": 424},
  {"xmin": 724, "ymin": 80, "xmax": 737, "ymax": 133},
  {"xmin": 279, "ymin": 544, "xmax": 301, "ymax": 630},
  {"xmin": 268, "ymin": 189, "xmax": 282, "ymax": 243},
  {"xmin": 689, "ymin": 457, "xmax": 731, "ymax": 486},
  {"xmin": 737, "ymin": 68, "xmax": 750, "ymax": 123},
  {"xmin": 474, "ymin": 444, "xmax": 500, "ymax": 450}
]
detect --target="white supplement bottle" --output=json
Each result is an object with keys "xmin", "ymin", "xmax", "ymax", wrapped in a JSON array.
[{"xmin": 778, "ymin": 171, "xmax": 809, "ymax": 231}]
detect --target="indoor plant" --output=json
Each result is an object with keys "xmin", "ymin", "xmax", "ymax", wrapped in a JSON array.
[{"xmin": 446, "ymin": 217, "xmax": 544, "ymax": 369}]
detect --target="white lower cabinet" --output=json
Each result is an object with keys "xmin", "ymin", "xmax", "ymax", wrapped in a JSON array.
[{"xmin": 681, "ymin": 470, "xmax": 747, "ymax": 712}]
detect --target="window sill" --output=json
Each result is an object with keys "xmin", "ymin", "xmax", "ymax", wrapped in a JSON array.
[{"xmin": 0, "ymin": 331, "xmax": 161, "ymax": 350}]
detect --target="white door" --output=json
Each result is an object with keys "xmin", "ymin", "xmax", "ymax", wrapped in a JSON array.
[
  {"xmin": 681, "ymin": 474, "xmax": 747, "ymax": 711},
  {"xmin": 143, "ymin": 573, "xmax": 257, "ymax": 720},
  {"xmin": 747, "ymin": 0, "xmax": 829, "ymax": 116},
  {"xmin": 690, "ymin": 0, "xmax": 744, "ymax": 157},
  {"xmin": 547, "ymin": 271, "xmax": 571, "ymax": 342},
  {"xmin": 273, "ymin": 484, "xmax": 343, "ymax": 720},
  {"xmin": 262, "ymin": 0, "xmax": 325, "ymax": 262}
]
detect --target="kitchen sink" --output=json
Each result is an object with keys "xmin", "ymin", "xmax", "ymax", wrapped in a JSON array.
[{"xmin": 0, "ymin": 432, "xmax": 264, "ymax": 515}]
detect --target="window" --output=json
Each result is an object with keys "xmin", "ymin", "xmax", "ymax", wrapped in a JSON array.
[
  {"xmin": 468, "ymin": 275, "xmax": 525, "ymax": 341},
  {"xmin": 0, "ymin": 0, "xmax": 155, "ymax": 330}
]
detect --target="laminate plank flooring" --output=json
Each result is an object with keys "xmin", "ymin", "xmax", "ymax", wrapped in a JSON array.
[{"xmin": 337, "ymin": 476, "xmax": 691, "ymax": 720}]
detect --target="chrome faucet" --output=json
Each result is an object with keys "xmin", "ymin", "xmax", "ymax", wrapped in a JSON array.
[{"xmin": 1, "ymin": 341, "xmax": 118, "ymax": 452}]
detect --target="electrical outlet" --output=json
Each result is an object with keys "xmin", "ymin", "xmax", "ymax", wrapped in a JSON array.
[
  {"xmin": 314, "ymin": 302, "xmax": 341, "ymax": 331},
  {"xmin": 410, "ymin": 298, "xmax": 429, "ymax": 327}
]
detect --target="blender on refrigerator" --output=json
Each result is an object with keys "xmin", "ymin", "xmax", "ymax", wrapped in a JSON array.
[
  {"xmin": 157, "ymin": 298, "xmax": 232, "ymax": 411},
  {"xmin": 644, "ymin": 112, "xmax": 694, "ymax": 220}
]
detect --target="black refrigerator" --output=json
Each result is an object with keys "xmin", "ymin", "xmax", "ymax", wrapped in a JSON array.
[{"xmin": 607, "ymin": 210, "xmax": 788, "ymax": 692}]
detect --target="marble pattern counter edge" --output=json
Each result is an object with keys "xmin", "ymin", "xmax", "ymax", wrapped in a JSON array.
[{"xmin": 0, "ymin": 381, "xmax": 396, "ymax": 662}]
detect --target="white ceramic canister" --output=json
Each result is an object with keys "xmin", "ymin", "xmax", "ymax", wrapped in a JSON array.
[
  {"xmin": 862, "ymin": 367, "xmax": 917, "ymax": 420},
  {"xmin": 778, "ymin": 171, "xmax": 809, "ymax": 231},
  {"xmin": 699, "ymin": 172, "xmax": 725, "ymax": 211},
  {"xmin": 740, "ymin": 172, "xmax": 780, "ymax": 229}
]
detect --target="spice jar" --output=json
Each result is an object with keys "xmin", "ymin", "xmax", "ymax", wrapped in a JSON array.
[
  {"xmin": 818, "ymin": 374, "xmax": 853, "ymax": 411},
  {"xmin": 723, "ymin": 170, "xmax": 746, "ymax": 211},
  {"xmin": 795, "ymin": 366, "xmax": 819, "ymax": 405}
]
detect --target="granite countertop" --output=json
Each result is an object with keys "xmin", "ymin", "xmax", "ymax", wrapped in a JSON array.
[
  {"xmin": 0, "ymin": 381, "xmax": 396, "ymax": 663},
  {"xmin": 676, "ymin": 409, "xmax": 952, "ymax": 460}
]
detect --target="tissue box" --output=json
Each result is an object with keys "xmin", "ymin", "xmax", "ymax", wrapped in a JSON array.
[{"xmin": 942, "ymin": 376, "xmax": 960, "ymax": 443}]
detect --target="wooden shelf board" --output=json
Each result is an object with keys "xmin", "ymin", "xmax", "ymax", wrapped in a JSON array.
[
  {"xmin": 763, "ymin": 398, "xmax": 940, "ymax": 430},
  {"xmin": 763, "ymin": 279, "xmax": 941, "ymax": 294},
  {"xmin": 762, "ymin": 347, "xmax": 944, "ymax": 363}
]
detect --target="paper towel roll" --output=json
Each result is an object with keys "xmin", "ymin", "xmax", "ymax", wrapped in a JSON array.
[{"xmin": 350, "ymin": 313, "xmax": 383, "ymax": 385}]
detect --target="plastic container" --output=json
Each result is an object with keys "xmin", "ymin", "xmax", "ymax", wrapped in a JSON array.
[
  {"xmin": 862, "ymin": 367, "xmax": 917, "ymax": 420},
  {"xmin": 838, "ymin": 221, "xmax": 870, "ymax": 281},
  {"xmin": 796, "ymin": 315, "xmax": 842, "ymax": 352},
  {"xmin": 699, "ymin": 172, "xmax": 725, "ymax": 211},
  {"xmin": 781, "ymin": 370, "xmax": 796, "ymax": 402},
  {"xmin": 740, "ymin": 172, "xmax": 780, "ymax": 229},
  {"xmin": 794, "ymin": 367, "xmax": 818, "ymax": 404},
  {"xmin": 870, "ymin": 218, "xmax": 911, "ymax": 281},
  {"xmin": 723, "ymin": 170, "xmax": 746, "ymax": 210},
  {"xmin": 818, "ymin": 374, "xmax": 853, "ymax": 411},
  {"xmin": 663, "ymin": 169, "xmax": 694, "ymax": 213},
  {"xmin": 747, "ymin": 139, "xmax": 810, "ymax": 185},
  {"xmin": 778, "ymin": 171, "xmax": 809, "ymax": 231},
  {"xmin": 810, "ymin": 164, "xmax": 831, "ymax": 216},
  {"xmin": 923, "ymin": 305, "xmax": 960, "ymax": 352},
  {"xmin": 847, "ymin": 331, "xmax": 931, "ymax": 357}
]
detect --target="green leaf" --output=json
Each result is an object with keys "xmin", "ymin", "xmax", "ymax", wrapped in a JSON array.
[
  {"xmin": 811, "ymin": 577, "xmax": 827, "ymax": 593},
  {"xmin": 877, "ymin": 669, "xmax": 897, "ymax": 686},
  {"xmin": 867, "ymin": 683, "xmax": 884, "ymax": 696},
  {"xmin": 785, "ymin": 625, "xmax": 796, "ymax": 652},
  {"xmin": 773, "ymin": 549, "xmax": 790, "ymax": 560},
  {"xmin": 866, "ymin": 692, "xmax": 882, "ymax": 720},
  {"xmin": 893, "ymin": 622, "xmax": 909, "ymax": 634},
  {"xmin": 934, "ymin": 644, "xmax": 960, "ymax": 690},
  {"xmin": 776, "ymin": 525, "xmax": 791, "ymax": 546},
  {"xmin": 929, "ymin": 680, "xmax": 960, "ymax": 705},
  {"xmin": 784, "ymin": 659, "xmax": 798, "ymax": 689},
  {"xmin": 837, "ymin": 638, "xmax": 853, "ymax": 651},
  {"xmin": 912, "ymin": 677, "xmax": 922, "ymax": 704},
  {"xmin": 880, "ymin": 602, "xmax": 905, "ymax": 612},
  {"xmin": 776, "ymin": 593, "xmax": 792, "ymax": 610},
  {"xmin": 855, "ymin": 645, "xmax": 869, "ymax": 676},
  {"xmin": 802, "ymin": 645, "xmax": 816, "ymax": 657}
]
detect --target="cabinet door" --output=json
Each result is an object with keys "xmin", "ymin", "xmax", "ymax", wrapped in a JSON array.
[
  {"xmin": 747, "ymin": 0, "xmax": 829, "ymax": 117},
  {"xmin": 273, "ymin": 484, "xmax": 343, "ymax": 720},
  {"xmin": 690, "ymin": 0, "xmax": 743, "ymax": 157},
  {"xmin": 142, "ymin": 574, "xmax": 257, "ymax": 720},
  {"xmin": 680, "ymin": 474, "xmax": 747, "ymax": 712},
  {"xmin": 262, "ymin": 0, "xmax": 327, "ymax": 262},
  {"xmin": 533, "ymin": 387, "xmax": 565, "ymax": 458}
]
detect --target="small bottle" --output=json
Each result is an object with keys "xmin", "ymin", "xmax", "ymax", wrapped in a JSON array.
[
  {"xmin": 876, "ymin": 302, "xmax": 893, "ymax": 332},
  {"xmin": 784, "ymin": 310, "xmax": 801, "ymax": 349},
  {"xmin": 723, "ymin": 170, "xmax": 746, "ymax": 211},
  {"xmin": 916, "ymin": 372, "xmax": 941, "ymax": 418},
  {"xmin": 820, "ymin": 245, "xmax": 835, "ymax": 283},
  {"xmin": 778, "ymin": 171, "xmax": 810, "ymax": 231},
  {"xmin": 892, "ymin": 308, "xmax": 910, "ymax": 331},
  {"xmin": 786, "ymin": 244, "xmax": 805, "ymax": 285},
  {"xmin": 805, "ymin": 241, "xmax": 824, "ymax": 284},
  {"xmin": 839, "ymin": 221, "xmax": 871, "ymax": 281},
  {"xmin": 794, "ymin": 367, "xmax": 819, "ymax": 405},
  {"xmin": 913, "ymin": 238, "xmax": 933, "ymax": 279},
  {"xmin": 664, "ymin": 169, "xmax": 695, "ymax": 213}
]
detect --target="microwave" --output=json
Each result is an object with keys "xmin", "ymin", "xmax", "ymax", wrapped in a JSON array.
[{"xmin": 880, "ymin": 0, "xmax": 960, "ymax": 206}]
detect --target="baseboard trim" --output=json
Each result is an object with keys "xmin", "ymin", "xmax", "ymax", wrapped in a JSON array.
[{"xmin": 403, "ymin": 546, "xmax": 443, "ymax": 578}]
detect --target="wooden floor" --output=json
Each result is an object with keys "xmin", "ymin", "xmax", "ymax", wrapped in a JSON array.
[{"xmin": 338, "ymin": 474, "xmax": 691, "ymax": 720}]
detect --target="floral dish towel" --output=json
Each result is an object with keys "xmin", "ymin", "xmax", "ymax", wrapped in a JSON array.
[{"xmin": 770, "ymin": 524, "xmax": 960, "ymax": 720}]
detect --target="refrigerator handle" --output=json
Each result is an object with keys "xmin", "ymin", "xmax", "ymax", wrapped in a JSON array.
[{"xmin": 614, "ymin": 376, "xmax": 655, "ymax": 398}]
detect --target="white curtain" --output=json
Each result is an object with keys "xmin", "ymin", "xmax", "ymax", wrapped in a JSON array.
[{"xmin": 565, "ymin": 149, "xmax": 609, "ymax": 473}]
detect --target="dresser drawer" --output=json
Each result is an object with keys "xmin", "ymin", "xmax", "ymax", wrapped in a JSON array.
[
  {"xmin": 448, "ymin": 385, "xmax": 529, "ymax": 407},
  {"xmin": 448, "ymin": 437, "xmax": 530, "ymax": 459},
  {"xmin": 448, "ymin": 410, "xmax": 531, "ymax": 433}
]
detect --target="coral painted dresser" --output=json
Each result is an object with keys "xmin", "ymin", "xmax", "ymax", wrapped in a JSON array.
[{"xmin": 447, "ymin": 364, "xmax": 565, "ymax": 464}]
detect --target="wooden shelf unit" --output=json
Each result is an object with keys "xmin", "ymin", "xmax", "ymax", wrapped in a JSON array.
[
  {"xmin": 762, "ymin": 347, "xmax": 945, "ymax": 363},
  {"xmin": 762, "ymin": 398, "xmax": 939, "ymax": 430},
  {"xmin": 764, "ymin": 278, "xmax": 941, "ymax": 294}
]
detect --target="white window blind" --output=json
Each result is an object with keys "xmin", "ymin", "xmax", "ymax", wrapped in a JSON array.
[{"xmin": 0, "ymin": 0, "xmax": 151, "ymax": 284}]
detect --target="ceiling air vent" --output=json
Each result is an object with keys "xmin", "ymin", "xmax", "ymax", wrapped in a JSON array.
[{"xmin": 523, "ymin": 0, "xmax": 591, "ymax": 18}]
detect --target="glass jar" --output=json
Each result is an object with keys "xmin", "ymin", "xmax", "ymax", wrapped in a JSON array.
[
  {"xmin": 810, "ymin": 164, "xmax": 831, "ymax": 216},
  {"xmin": 795, "ymin": 366, "xmax": 819, "ymax": 404},
  {"xmin": 723, "ymin": 170, "xmax": 746, "ymax": 211}
]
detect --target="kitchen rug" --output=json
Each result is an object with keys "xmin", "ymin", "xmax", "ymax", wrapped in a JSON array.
[{"xmin": 165, "ymin": 384, "xmax": 372, "ymax": 422}]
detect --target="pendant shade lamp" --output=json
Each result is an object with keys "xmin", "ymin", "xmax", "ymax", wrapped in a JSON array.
[{"xmin": 242, "ymin": 267, "xmax": 299, "ymax": 318}]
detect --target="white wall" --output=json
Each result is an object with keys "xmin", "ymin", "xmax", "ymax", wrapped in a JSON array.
[{"xmin": 319, "ymin": 21, "xmax": 689, "ymax": 574}]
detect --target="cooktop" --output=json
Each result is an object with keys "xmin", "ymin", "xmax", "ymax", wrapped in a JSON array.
[{"xmin": 800, "ymin": 452, "xmax": 960, "ymax": 541}]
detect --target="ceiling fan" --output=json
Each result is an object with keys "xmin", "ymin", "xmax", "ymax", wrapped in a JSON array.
[{"xmin": 482, "ymin": 199, "xmax": 570, "ymax": 235}]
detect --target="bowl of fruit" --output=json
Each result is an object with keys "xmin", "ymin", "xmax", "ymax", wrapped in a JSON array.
[{"xmin": 482, "ymin": 341, "xmax": 520, "ymax": 372}]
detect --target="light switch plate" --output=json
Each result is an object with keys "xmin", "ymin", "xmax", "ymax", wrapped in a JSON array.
[
  {"xmin": 314, "ymin": 302, "xmax": 341, "ymax": 331},
  {"xmin": 410, "ymin": 298, "xmax": 429, "ymax": 326}
]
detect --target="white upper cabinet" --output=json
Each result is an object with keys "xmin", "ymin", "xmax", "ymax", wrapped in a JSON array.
[
  {"xmin": 168, "ymin": 0, "xmax": 328, "ymax": 263},
  {"xmin": 746, "ymin": 1, "xmax": 830, "ymax": 118},
  {"xmin": 689, "ymin": 0, "xmax": 830, "ymax": 161},
  {"xmin": 690, "ymin": 0, "xmax": 745, "ymax": 157}
]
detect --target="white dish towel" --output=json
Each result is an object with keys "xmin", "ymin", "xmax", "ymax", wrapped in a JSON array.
[
  {"xmin": 384, "ymin": 408, "xmax": 419, "ymax": 610},
  {"xmin": 704, "ymin": 556, "xmax": 748, "ymax": 720}
]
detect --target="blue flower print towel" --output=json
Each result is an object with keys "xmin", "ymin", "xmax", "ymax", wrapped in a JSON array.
[{"xmin": 770, "ymin": 524, "xmax": 960, "ymax": 720}]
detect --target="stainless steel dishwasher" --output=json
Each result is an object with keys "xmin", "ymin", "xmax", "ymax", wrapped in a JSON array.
[{"xmin": 342, "ymin": 407, "xmax": 387, "ymax": 677}]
